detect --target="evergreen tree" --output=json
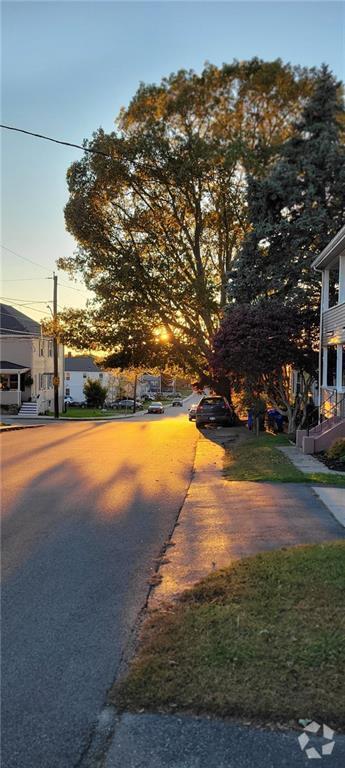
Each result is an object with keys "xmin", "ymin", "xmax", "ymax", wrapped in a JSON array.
[{"xmin": 230, "ymin": 65, "xmax": 345, "ymax": 316}]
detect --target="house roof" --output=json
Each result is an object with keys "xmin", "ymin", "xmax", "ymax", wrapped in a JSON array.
[
  {"xmin": 0, "ymin": 303, "xmax": 41, "ymax": 336},
  {"xmin": 0, "ymin": 360, "xmax": 30, "ymax": 373},
  {"xmin": 312, "ymin": 225, "xmax": 345, "ymax": 270},
  {"xmin": 64, "ymin": 355, "xmax": 101, "ymax": 373}
]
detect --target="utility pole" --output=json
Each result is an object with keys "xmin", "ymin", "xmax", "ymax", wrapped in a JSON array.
[
  {"xmin": 53, "ymin": 273, "xmax": 59, "ymax": 418},
  {"xmin": 133, "ymin": 373, "xmax": 137, "ymax": 414}
]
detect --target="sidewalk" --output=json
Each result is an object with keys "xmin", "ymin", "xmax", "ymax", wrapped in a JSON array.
[
  {"xmin": 151, "ymin": 432, "xmax": 345, "ymax": 607},
  {"xmin": 102, "ymin": 432, "xmax": 345, "ymax": 768},
  {"xmin": 105, "ymin": 712, "xmax": 345, "ymax": 768},
  {"xmin": 0, "ymin": 423, "xmax": 46, "ymax": 432}
]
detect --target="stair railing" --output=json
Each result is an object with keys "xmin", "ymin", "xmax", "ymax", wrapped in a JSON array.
[{"xmin": 308, "ymin": 392, "xmax": 345, "ymax": 436}]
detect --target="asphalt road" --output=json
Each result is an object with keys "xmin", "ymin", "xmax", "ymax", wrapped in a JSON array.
[{"xmin": 1, "ymin": 401, "xmax": 199, "ymax": 768}]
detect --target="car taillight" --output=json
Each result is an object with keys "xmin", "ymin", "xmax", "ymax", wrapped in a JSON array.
[{"xmin": 197, "ymin": 405, "xmax": 203, "ymax": 412}]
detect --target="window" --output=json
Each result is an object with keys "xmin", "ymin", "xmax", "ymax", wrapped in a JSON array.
[
  {"xmin": 39, "ymin": 373, "xmax": 45, "ymax": 389},
  {"xmin": 65, "ymin": 372, "xmax": 70, "ymax": 380},
  {"xmin": 39, "ymin": 340, "xmax": 45, "ymax": 357},
  {"xmin": 9, "ymin": 374, "xmax": 18, "ymax": 390},
  {"xmin": 65, "ymin": 387, "xmax": 70, "ymax": 396},
  {"xmin": 83, "ymin": 373, "xmax": 87, "ymax": 378},
  {"xmin": 99, "ymin": 373, "xmax": 103, "ymax": 379},
  {"xmin": 47, "ymin": 340, "xmax": 53, "ymax": 357},
  {"xmin": 328, "ymin": 261, "xmax": 339, "ymax": 308},
  {"xmin": 46, "ymin": 374, "xmax": 53, "ymax": 389},
  {"xmin": 326, "ymin": 345, "xmax": 337, "ymax": 387}
]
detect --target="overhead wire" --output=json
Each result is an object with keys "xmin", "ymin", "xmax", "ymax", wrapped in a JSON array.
[
  {"xmin": 1, "ymin": 244, "xmax": 53, "ymax": 273},
  {"xmin": 1, "ymin": 126, "xmax": 96, "ymax": 303},
  {"xmin": 0, "ymin": 123, "xmax": 112, "ymax": 159},
  {"xmin": 0, "ymin": 297, "xmax": 51, "ymax": 303},
  {"xmin": 1, "ymin": 300, "xmax": 50, "ymax": 316},
  {"xmin": 1, "ymin": 245, "xmax": 89, "ymax": 295}
]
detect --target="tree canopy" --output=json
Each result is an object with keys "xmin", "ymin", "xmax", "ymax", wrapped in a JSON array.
[
  {"xmin": 230, "ymin": 65, "xmax": 345, "ymax": 315},
  {"xmin": 58, "ymin": 58, "xmax": 314, "ymax": 375}
]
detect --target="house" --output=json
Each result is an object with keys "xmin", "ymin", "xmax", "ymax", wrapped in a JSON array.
[
  {"xmin": 297, "ymin": 225, "xmax": 345, "ymax": 453},
  {"xmin": 140, "ymin": 373, "xmax": 162, "ymax": 396},
  {"xmin": 0, "ymin": 303, "xmax": 64, "ymax": 415},
  {"xmin": 64, "ymin": 355, "xmax": 107, "ymax": 402}
]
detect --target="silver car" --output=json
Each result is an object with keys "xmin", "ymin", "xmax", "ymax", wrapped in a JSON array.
[{"xmin": 147, "ymin": 401, "xmax": 164, "ymax": 414}]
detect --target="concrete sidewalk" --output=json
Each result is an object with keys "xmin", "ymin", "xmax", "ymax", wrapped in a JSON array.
[
  {"xmin": 105, "ymin": 712, "xmax": 345, "ymax": 768},
  {"xmin": 151, "ymin": 432, "xmax": 344, "ymax": 607},
  {"xmin": 278, "ymin": 444, "xmax": 345, "ymax": 476},
  {"xmin": 102, "ymin": 431, "xmax": 345, "ymax": 768}
]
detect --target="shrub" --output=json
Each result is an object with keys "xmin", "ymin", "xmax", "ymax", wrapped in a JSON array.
[
  {"xmin": 83, "ymin": 378, "xmax": 107, "ymax": 408},
  {"xmin": 326, "ymin": 439, "xmax": 345, "ymax": 460}
]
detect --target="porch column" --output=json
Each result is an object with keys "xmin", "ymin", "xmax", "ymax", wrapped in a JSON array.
[
  {"xmin": 339, "ymin": 253, "xmax": 345, "ymax": 305},
  {"xmin": 17, "ymin": 372, "xmax": 21, "ymax": 406},
  {"xmin": 336, "ymin": 345, "xmax": 343, "ymax": 395},
  {"xmin": 322, "ymin": 269, "xmax": 330, "ymax": 311}
]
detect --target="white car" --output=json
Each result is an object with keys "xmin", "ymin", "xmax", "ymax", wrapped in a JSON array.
[{"xmin": 147, "ymin": 401, "xmax": 164, "ymax": 414}]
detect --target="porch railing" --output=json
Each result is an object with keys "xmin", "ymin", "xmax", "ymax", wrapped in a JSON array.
[{"xmin": 307, "ymin": 391, "xmax": 345, "ymax": 436}]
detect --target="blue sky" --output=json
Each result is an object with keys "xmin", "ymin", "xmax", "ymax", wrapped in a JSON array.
[{"xmin": 1, "ymin": 1, "xmax": 344, "ymax": 318}]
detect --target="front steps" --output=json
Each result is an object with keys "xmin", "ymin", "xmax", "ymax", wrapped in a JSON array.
[
  {"xmin": 18, "ymin": 402, "xmax": 39, "ymax": 417},
  {"xmin": 297, "ymin": 418, "xmax": 345, "ymax": 454}
]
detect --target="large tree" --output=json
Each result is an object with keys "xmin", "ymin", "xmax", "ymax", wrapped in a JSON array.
[
  {"xmin": 58, "ymin": 59, "xmax": 313, "ymax": 376},
  {"xmin": 230, "ymin": 65, "xmax": 345, "ymax": 315}
]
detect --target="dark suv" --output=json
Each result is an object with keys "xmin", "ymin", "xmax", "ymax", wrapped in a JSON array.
[{"xmin": 195, "ymin": 396, "xmax": 235, "ymax": 428}]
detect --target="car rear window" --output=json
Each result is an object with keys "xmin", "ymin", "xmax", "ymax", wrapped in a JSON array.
[{"xmin": 202, "ymin": 397, "xmax": 224, "ymax": 406}]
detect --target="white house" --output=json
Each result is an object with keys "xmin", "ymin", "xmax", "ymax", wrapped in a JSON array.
[
  {"xmin": 64, "ymin": 355, "xmax": 107, "ymax": 401},
  {"xmin": 0, "ymin": 303, "xmax": 64, "ymax": 415},
  {"xmin": 297, "ymin": 226, "xmax": 345, "ymax": 453}
]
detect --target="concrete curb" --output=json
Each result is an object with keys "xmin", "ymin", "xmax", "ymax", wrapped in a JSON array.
[{"xmin": 0, "ymin": 424, "xmax": 46, "ymax": 433}]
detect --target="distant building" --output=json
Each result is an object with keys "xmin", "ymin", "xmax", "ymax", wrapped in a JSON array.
[
  {"xmin": 64, "ymin": 355, "xmax": 106, "ymax": 401},
  {"xmin": 0, "ymin": 303, "xmax": 64, "ymax": 415}
]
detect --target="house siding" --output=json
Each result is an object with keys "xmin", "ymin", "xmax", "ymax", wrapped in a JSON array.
[
  {"xmin": 322, "ymin": 302, "xmax": 345, "ymax": 345},
  {"xmin": 1, "ymin": 335, "xmax": 64, "ymax": 412}
]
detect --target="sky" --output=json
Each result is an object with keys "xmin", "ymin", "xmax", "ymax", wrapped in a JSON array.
[{"xmin": 1, "ymin": 0, "xmax": 344, "ymax": 322}]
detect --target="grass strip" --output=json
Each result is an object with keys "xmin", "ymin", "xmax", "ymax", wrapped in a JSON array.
[
  {"xmin": 223, "ymin": 433, "xmax": 345, "ymax": 485},
  {"xmin": 114, "ymin": 542, "xmax": 345, "ymax": 727}
]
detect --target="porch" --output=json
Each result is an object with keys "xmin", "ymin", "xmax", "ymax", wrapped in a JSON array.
[{"xmin": 0, "ymin": 361, "xmax": 30, "ymax": 408}]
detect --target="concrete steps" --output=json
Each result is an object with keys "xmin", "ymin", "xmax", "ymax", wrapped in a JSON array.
[{"xmin": 18, "ymin": 402, "xmax": 39, "ymax": 417}]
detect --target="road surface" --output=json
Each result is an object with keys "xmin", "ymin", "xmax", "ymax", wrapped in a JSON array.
[{"xmin": 1, "ymin": 402, "xmax": 198, "ymax": 768}]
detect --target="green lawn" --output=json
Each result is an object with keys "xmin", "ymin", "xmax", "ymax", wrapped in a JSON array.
[
  {"xmin": 114, "ymin": 542, "xmax": 345, "ymax": 727},
  {"xmin": 223, "ymin": 433, "xmax": 345, "ymax": 486},
  {"xmin": 62, "ymin": 408, "xmax": 128, "ymax": 418}
]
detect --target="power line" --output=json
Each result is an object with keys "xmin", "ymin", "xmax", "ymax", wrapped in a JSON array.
[
  {"xmin": 1, "ymin": 244, "xmax": 89, "ymax": 295},
  {"xmin": 58, "ymin": 280, "xmax": 88, "ymax": 294},
  {"xmin": 0, "ymin": 124, "xmax": 112, "ymax": 159},
  {"xmin": 1, "ymin": 244, "xmax": 52, "ymax": 273},
  {"xmin": 1, "ymin": 301, "xmax": 49, "ymax": 316},
  {"xmin": 0, "ymin": 278, "xmax": 50, "ymax": 282},
  {"xmin": 0, "ymin": 297, "xmax": 51, "ymax": 303}
]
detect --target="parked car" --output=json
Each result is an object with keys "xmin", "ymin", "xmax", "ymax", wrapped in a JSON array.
[
  {"xmin": 147, "ymin": 401, "xmax": 164, "ymax": 414},
  {"xmin": 188, "ymin": 403, "xmax": 198, "ymax": 421},
  {"xmin": 112, "ymin": 399, "xmax": 143, "ymax": 410},
  {"xmin": 64, "ymin": 396, "xmax": 87, "ymax": 408},
  {"xmin": 195, "ymin": 396, "xmax": 235, "ymax": 428},
  {"xmin": 172, "ymin": 399, "xmax": 183, "ymax": 407}
]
